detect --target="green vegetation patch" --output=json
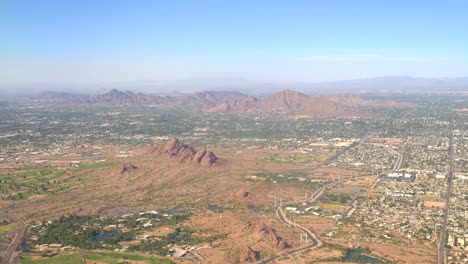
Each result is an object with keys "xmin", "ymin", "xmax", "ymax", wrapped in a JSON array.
[
  {"xmin": 0, "ymin": 223, "xmax": 16, "ymax": 233},
  {"xmin": 317, "ymin": 201, "xmax": 345, "ymax": 211},
  {"xmin": 255, "ymin": 171, "xmax": 321, "ymax": 190},
  {"xmin": 321, "ymin": 243, "xmax": 385, "ymax": 263},
  {"xmin": 85, "ymin": 251, "xmax": 175, "ymax": 264},
  {"xmin": 21, "ymin": 254, "xmax": 83, "ymax": 264},
  {"xmin": 266, "ymin": 153, "xmax": 313, "ymax": 163},
  {"xmin": 0, "ymin": 164, "xmax": 110, "ymax": 200},
  {"xmin": 130, "ymin": 227, "xmax": 225, "ymax": 256},
  {"xmin": 323, "ymin": 193, "xmax": 353, "ymax": 204},
  {"xmin": 0, "ymin": 168, "xmax": 74, "ymax": 200},
  {"xmin": 415, "ymin": 194, "xmax": 443, "ymax": 202},
  {"xmin": 31, "ymin": 215, "xmax": 135, "ymax": 250},
  {"xmin": 73, "ymin": 163, "xmax": 114, "ymax": 171},
  {"xmin": 29, "ymin": 213, "xmax": 192, "ymax": 251},
  {"xmin": 317, "ymin": 193, "xmax": 353, "ymax": 212}
]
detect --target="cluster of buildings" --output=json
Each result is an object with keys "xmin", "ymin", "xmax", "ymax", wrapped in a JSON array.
[
  {"xmin": 446, "ymin": 132, "xmax": 468, "ymax": 262},
  {"xmin": 339, "ymin": 129, "xmax": 468, "ymax": 262},
  {"xmin": 0, "ymin": 103, "xmax": 375, "ymax": 155},
  {"xmin": 346, "ymin": 179, "xmax": 447, "ymax": 245},
  {"xmin": 446, "ymin": 178, "xmax": 468, "ymax": 262},
  {"xmin": 385, "ymin": 172, "xmax": 415, "ymax": 181},
  {"xmin": 403, "ymin": 134, "xmax": 449, "ymax": 172},
  {"xmin": 33, "ymin": 243, "xmax": 75, "ymax": 256},
  {"xmin": 331, "ymin": 141, "xmax": 397, "ymax": 173}
]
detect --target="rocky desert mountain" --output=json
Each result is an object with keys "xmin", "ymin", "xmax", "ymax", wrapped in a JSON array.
[
  {"xmin": 241, "ymin": 246, "xmax": 260, "ymax": 262},
  {"xmin": 205, "ymin": 89, "xmax": 364, "ymax": 117},
  {"xmin": 203, "ymin": 96, "xmax": 258, "ymax": 113},
  {"xmin": 36, "ymin": 89, "xmax": 248, "ymax": 107},
  {"xmin": 120, "ymin": 163, "xmax": 138, "ymax": 174},
  {"xmin": 151, "ymin": 138, "xmax": 218, "ymax": 166},
  {"xmin": 35, "ymin": 89, "xmax": 410, "ymax": 118}
]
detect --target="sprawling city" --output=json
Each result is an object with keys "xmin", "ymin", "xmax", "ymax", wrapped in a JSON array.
[
  {"xmin": 0, "ymin": 90, "xmax": 466, "ymax": 263},
  {"xmin": 1, "ymin": 1, "xmax": 467, "ymax": 264}
]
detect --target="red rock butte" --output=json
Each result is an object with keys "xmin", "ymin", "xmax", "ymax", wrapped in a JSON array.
[{"xmin": 152, "ymin": 138, "xmax": 218, "ymax": 166}]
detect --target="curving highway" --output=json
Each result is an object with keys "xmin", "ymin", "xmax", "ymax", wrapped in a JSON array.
[
  {"xmin": 259, "ymin": 204, "xmax": 321, "ymax": 264},
  {"xmin": 0, "ymin": 216, "xmax": 27, "ymax": 264},
  {"xmin": 258, "ymin": 133, "xmax": 380, "ymax": 263},
  {"xmin": 259, "ymin": 181, "xmax": 338, "ymax": 264},
  {"xmin": 385, "ymin": 146, "xmax": 403, "ymax": 173},
  {"xmin": 307, "ymin": 181, "xmax": 340, "ymax": 204},
  {"xmin": 275, "ymin": 206, "xmax": 320, "ymax": 249}
]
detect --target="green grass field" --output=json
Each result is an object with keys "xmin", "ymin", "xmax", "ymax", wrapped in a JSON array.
[
  {"xmin": 0, "ymin": 168, "xmax": 69, "ymax": 200},
  {"xmin": 266, "ymin": 153, "xmax": 313, "ymax": 163},
  {"xmin": 21, "ymin": 254, "xmax": 83, "ymax": 264},
  {"xmin": 317, "ymin": 201, "xmax": 345, "ymax": 211},
  {"xmin": 86, "ymin": 251, "xmax": 175, "ymax": 264},
  {"xmin": 254, "ymin": 171, "xmax": 320, "ymax": 190},
  {"xmin": 0, "ymin": 164, "xmax": 112, "ymax": 200},
  {"xmin": 21, "ymin": 251, "xmax": 175, "ymax": 264},
  {"xmin": 0, "ymin": 223, "xmax": 16, "ymax": 233},
  {"xmin": 415, "ymin": 194, "xmax": 443, "ymax": 202},
  {"xmin": 73, "ymin": 163, "xmax": 114, "ymax": 171}
]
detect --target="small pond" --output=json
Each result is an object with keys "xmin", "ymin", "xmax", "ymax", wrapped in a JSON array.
[{"xmin": 343, "ymin": 248, "xmax": 382, "ymax": 263}]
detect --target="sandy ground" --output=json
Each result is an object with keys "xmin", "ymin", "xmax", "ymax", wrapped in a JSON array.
[{"xmin": 1, "ymin": 145, "xmax": 438, "ymax": 263}]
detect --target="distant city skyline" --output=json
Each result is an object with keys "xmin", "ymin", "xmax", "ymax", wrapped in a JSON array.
[{"xmin": 1, "ymin": 0, "xmax": 468, "ymax": 86}]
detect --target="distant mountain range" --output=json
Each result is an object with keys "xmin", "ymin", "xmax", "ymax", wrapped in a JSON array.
[
  {"xmin": 203, "ymin": 89, "xmax": 410, "ymax": 117},
  {"xmin": 36, "ymin": 89, "xmax": 247, "ymax": 108},
  {"xmin": 34, "ymin": 88, "xmax": 410, "ymax": 118},
  {"xmin": 115, "ymin": 76, "xmax": 468, "ymax": 94},
  {"xmin": 203, "ymin": 89, "xmax": 359, "ymax": 117},
  {"xmin": 3, "ymin": 76, "xmax": 468, "ymax": 98}
]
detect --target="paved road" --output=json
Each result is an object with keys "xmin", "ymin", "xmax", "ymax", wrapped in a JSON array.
[
  {"xmin": 388, "ymin": 147, "xmax": 403, "ymax": 172},
  {"xmin": 259, "ymin": 179, "xmax": 339, "ymax": 263},
  {"xmin": 258, "ymin": 204, "xmax": 321, "ymax": 264},
  {"xmin": 381, "ymin": 143, "xmax": 403, "ymax": 174},
  {"xmin": 259, "ymin": 132, "xmax": 377, "ymax": 263},
  {"xmin": 307, "ymin": 181, "xmax": 340, "ymax": 204},
  {"xmin": 438, "ymin": 131, "xmax": 454, "ymax": 264},
  {"xmin": 322, "ymin": 132, "xmax": 376, "ymax": 166},
  {"xmin": 0, "ymin": 216, "xmax": 27, "ymax": 264},
  {"xmin": 276, "ymin": 206, "xmax": 320, "ymax": 249}
]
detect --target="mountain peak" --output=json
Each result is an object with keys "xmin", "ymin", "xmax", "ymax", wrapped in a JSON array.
[
  {"xmin": 106, "ymin": 89, "xmax": 134, "ymax": 96},
  {"xmin": 266, "ymin": 89, "xmax": 308, "ymax": 110},
  {"xmin": 272, "ymin": 89, "xmax": 306, "ymax": 97}
]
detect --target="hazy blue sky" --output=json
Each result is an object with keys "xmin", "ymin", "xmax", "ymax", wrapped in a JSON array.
[{"xmin": 1, "ymin": 0, "xmax": 468, "ymax": 84}]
